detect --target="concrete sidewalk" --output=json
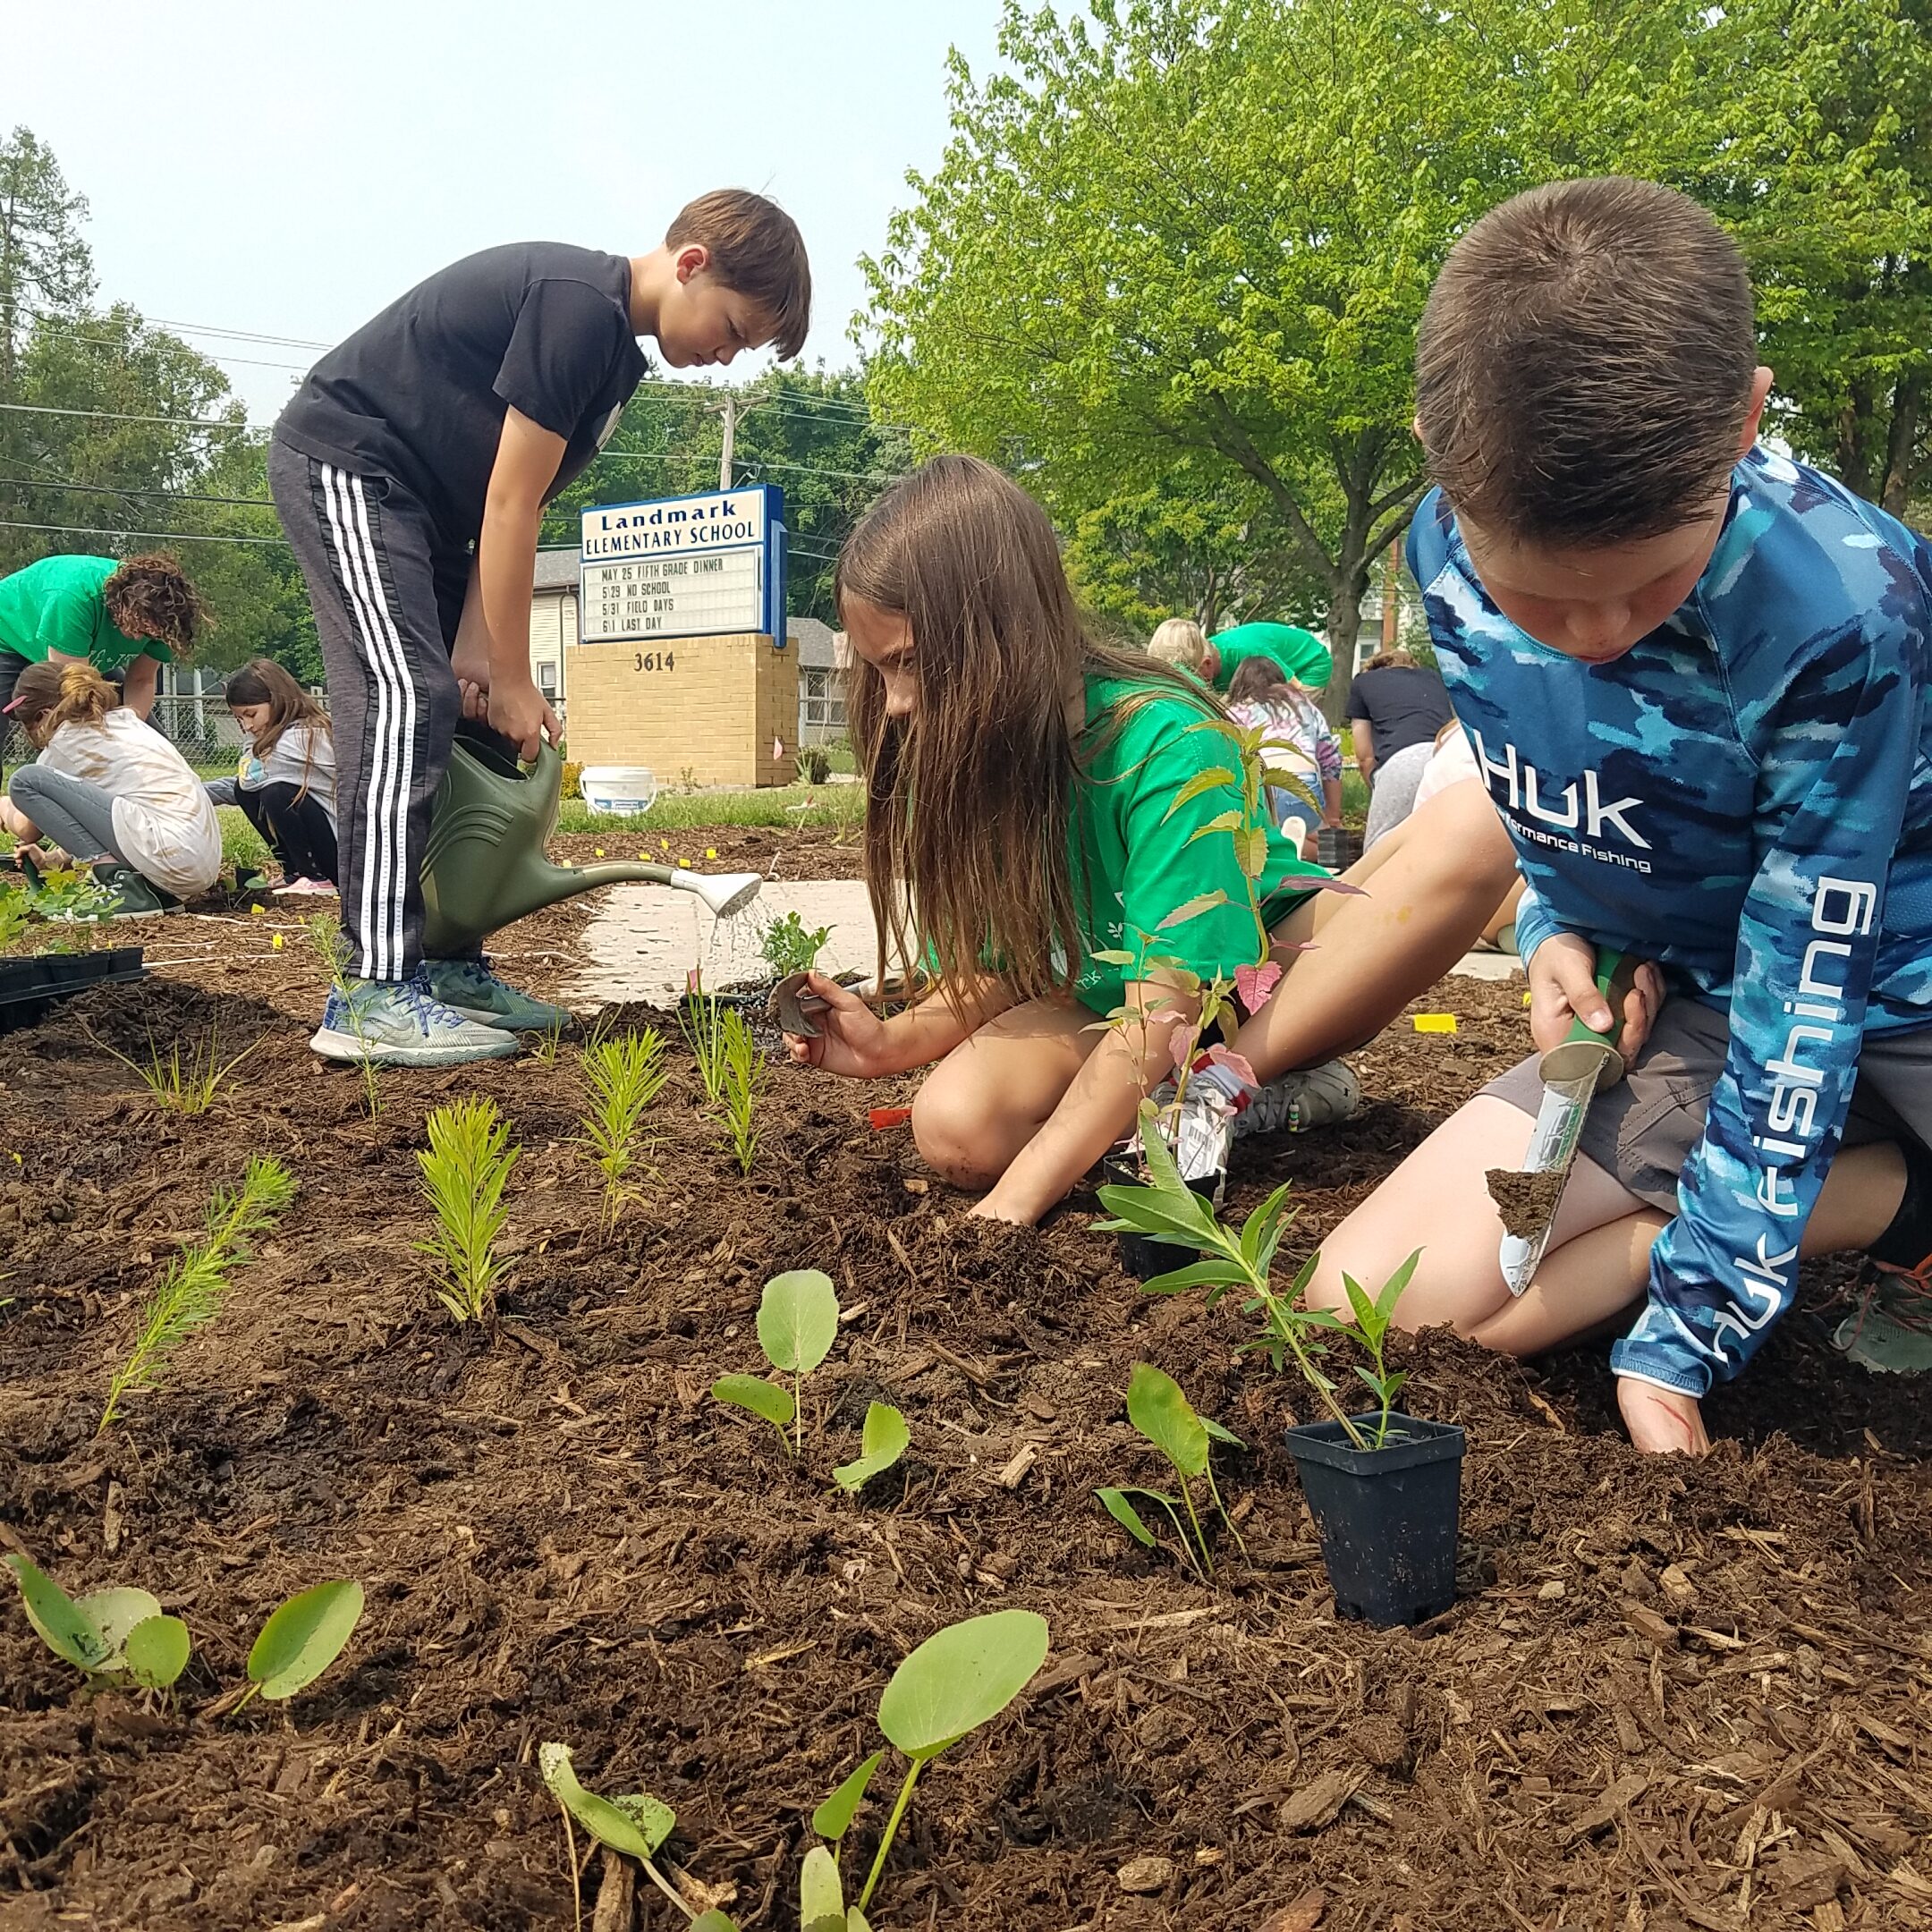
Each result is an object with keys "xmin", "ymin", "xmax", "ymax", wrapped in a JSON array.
[{"xmin": 567, "ymin": 875, "xmax": 1521, "ymax": 1008}]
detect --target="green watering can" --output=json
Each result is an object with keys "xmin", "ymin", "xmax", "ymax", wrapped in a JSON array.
[{"xmin": 419, "ymin": 738, "xmax": 764, "ymax": 959}]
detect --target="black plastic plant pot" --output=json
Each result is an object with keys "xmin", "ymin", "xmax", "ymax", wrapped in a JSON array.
[
  {"xmin": 1100, "ymin": 1153, "xmax": 1224, "ymax": 1284},
  {"xmin": 1283, "ymin": 1411, "xmax": 1465, "ymax": 1627},
  {"xmin": 1316, "ymin": 826, "xmax": 1362, "ymax": 873},
  {"xmin": 0, "ymin": 947, "xmax": 146, "ymax": 1035}
]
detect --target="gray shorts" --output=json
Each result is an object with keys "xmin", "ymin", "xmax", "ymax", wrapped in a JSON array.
[{"xmin": 1483, "ymin": 996, "xmax": 1932, "ymax": 1212}]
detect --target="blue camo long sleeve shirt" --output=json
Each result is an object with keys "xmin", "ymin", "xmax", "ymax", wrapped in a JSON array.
[{"xmin": 1407, "ymin": 448, "xmax": 1932, "ymax": 1396}]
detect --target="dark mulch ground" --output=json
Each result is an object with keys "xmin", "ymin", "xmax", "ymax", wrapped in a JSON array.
[{"xmin": 2, "ymin": 893, "xmax": 1928, "ymax": 1932}]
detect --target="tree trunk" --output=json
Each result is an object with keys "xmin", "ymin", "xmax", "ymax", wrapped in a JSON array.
[{"xmin": 1321, "ymin": 584, "xmax": 1364, "ymax": 731}]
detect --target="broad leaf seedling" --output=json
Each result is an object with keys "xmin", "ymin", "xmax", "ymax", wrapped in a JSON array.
[
  {"xmin": 99, "ymin": 1156, "xmax": 296, "ymax": 1434},
  {"xmin": 1096, "ymin": 1363, "xmax": 1245, "ymax": 1576},
  {"xmin": 236, "ymin": 1578, "xmax": 364, "ymax": 1710},
  {"xmin": 758, "ymin": 909, "xmax": 833, "ymax": 979},
  {"xmin": 539, "ymin": 1741, "xmax": 699, "ymax": 1932},
  {"xmin": 417, "ymin": 1097, "xmax": 518, "ymax": 1324},
  {"xmin": 711, "ymin": 1268, "xmax": 839, "ymax": 1454},
  {"xmin": 834, "ymin": 1402, "xmax": 910, "ymax": 1494}
]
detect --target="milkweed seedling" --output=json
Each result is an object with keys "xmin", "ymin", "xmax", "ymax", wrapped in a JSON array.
[
  {"xmin": 710, "ymin": 1267, "xmax": 838, "ymax": 1455},
  {"xmin": 834, "ymin": 1402, "xmax": 910, "ymax": 1494},
  {"xmin": 716, "ymin": 1007, "xmax": 765, "ymax": 1174},
  {"xmin": 539, "ymin": 1741, "xmax": 692, "ymax": 1932},
  {"xmin": 578, "ymin": 1028, "xmax": 668, "ymax": 1234},
  {"xmin": 233, "ymin": 1578, "xmax": 364, "ymax": 1712},
  {"xmin": 417, "ymin": 1096, "xmax": 518, "ymax": 1324},
  {"xmin": 808, "ymin": 1609, "xmax": 1049, "ymax": 1919},
  {"xmin": 1095, "ymin": 1363, "xmax": 1246, "ymax": 1577},
  {"xmin": 99, "ymin": 1155, "xmax": 295, "ymax": 1433},
  {"xmin": 4, "ymin": 1554, "xmax": 191, "ymax": 1691}
]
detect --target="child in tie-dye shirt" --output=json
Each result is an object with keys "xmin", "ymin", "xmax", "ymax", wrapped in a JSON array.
[{"xmin": 1311, "ymin": 178, "xmax": 1932, "ymax": 1454}]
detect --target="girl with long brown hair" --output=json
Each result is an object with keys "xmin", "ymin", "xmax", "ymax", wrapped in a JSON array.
[
  {"xmin": 204, "ymin": 658, "xmax": 338, "ymax": 893},
  {"xmin": 783, "ymin": 455, "xmax": 1517, "ymax": 1224},
  {"xmin": 0, "ymin": 660, "xmax": 222, "ymax": 918}
]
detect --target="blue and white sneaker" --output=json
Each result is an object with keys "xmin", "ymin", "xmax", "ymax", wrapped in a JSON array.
[
  {"xmin": 309, "ymin": 969, "xmax": 520, "ymax": 1067},
  {"xmin": 426, "ymin": 957, "xmax": 572, "ymax": 1032}
]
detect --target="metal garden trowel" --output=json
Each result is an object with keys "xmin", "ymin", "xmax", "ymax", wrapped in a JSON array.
[{"xmin": 1492, "ymin": 949, "xmax": 1636, "ymax": 1296}]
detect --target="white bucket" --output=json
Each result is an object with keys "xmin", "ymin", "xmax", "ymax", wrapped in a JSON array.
[{"xmin": 579, "ymin": 766, "xmax": 659, "ymax": 817}]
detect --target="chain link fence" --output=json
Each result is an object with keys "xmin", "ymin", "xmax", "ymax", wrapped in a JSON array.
[{"xmin": 148, "ymin": 693, "xmax": 245, "ymax": 775}]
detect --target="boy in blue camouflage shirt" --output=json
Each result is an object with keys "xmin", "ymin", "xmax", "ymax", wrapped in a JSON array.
[{"xmin": 1310, "ymin": 177, "xmax": 1932, "ymax": 1454}]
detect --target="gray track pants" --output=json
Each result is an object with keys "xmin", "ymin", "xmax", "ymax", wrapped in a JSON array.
[{"xmin": 6, "ymin": 765, "xmax": 124, "ymax": 863}]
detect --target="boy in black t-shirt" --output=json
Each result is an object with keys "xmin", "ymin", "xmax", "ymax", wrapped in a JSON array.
[{"xmin": 269, "ymin": 191, "xmax": 810, "ymax": 1064}]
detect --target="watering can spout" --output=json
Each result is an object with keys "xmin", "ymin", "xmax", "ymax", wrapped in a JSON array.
[{"xmin": 418, "ymin": 737, "xmax": 764, "ymax": 957}]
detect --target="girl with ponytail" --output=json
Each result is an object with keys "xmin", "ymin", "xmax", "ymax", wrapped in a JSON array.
[{"xmin": 1, "ymin": 660, "xmax": 223, "ymax": 917}]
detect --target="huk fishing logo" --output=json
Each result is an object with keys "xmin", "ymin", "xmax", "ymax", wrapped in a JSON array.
[
  {"xmin": 1468, "ymin": 730, "xmax": 1654, "ymax": 874},
  {"xmin": 1711, "ymin": 875, "xmax": 1877, "ymax": 1359}
]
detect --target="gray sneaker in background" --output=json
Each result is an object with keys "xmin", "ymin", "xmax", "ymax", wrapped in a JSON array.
[{"xmin": 310, "ymin": 970, "xmax": 521, "ymax": 1066}]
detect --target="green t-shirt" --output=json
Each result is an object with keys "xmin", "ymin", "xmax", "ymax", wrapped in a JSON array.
[
  {"xmin": 0, "ymin": 555, "xmax": 171, "ymax": 675},
  {"xmin": 1070, "ymin": 674, "xmax": 1326, "ymax": 1014},
  {"xmin": 1210, "ymin": 621, "xmax": 1332, "ymax": 692}
]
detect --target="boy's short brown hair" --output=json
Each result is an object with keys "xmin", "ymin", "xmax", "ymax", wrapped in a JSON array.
[
  {"xmin": 1415, "ymin": 177, "xmax": 1757, "ymax": 546},
  {"xmin": 666, "ymin": 190, "xmax": 811, "ymax": 359}
]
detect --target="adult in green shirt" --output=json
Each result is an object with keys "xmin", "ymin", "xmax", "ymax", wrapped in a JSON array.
[
  {"xmin": 0, "ymin": 554, "xmax": 206, "ymax": 751},
  {"xmin": 776, "ymin": 454, "xmax": 1517, "ymax": 1227},
  {"xmin": 1210, "ymin": 620, "xmax": 1335, "ymax": 691}
]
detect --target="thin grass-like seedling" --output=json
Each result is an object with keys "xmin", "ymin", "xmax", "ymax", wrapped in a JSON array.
[
  {"xmin": 416, "ymin": 1097, "xmax": 518, "ymax": 1323},
  {"xmin": 87, "ymin": 1021, "xmax": 259, "ymax": 1116},
  {"xmin": 679, "ymin": 970, "xmax": 732, "ymax": 1105},
  {"xmin": 307, "ymin": 913, "xmax": 382, "ymax": 1118},
  {"xmin": 99, "ymin": 1156, "xmax": 296, "ymax": 1433},
  {"xmin": 578, "ymin": 1030, "xmax": 668, "ymax": 1234},
  {"xmin": 717, "ymin": 1008, "xmax": 765, "ymax": 1174}
]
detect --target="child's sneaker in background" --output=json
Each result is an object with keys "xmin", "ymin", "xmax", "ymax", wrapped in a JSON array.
[
  {"xmin": 1833, "ymin": 1263, "xmax": 1932, "ymax": 1376},
  {"xmin": 310, "ymin": 969, "xmax": 520, "ymax": 1066},
  {"xmin": 1238, "ymin": 1060, "xmax": 1363, "ymax": 1139},
  {"xmin": 275, "ymin": 877, "xmax": 336, "ymax": 896},
  {"xmin": 427, "ymin": 957, "xmax": 571, "ymax": 1032},
  {"xmin": 46, "ymin": 863, "xmax": 179, "ymax": 922}
]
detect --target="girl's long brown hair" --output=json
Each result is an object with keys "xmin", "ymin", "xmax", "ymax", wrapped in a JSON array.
[
  {"xmin": 225, "ymin": 657, "xmax": 331, "ymax": 802},
  {"xmin": 837, "ymin": 454, "xmax": 1221, "ymax": 1013},
  {"xmin": 9, "ymin": 660, "xmax": 117, "ymax": 748}
]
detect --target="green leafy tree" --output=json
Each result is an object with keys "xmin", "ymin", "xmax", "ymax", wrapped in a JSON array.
[{"xmin": 0, "ymin": 126, "xmax": 92, "ymax": 394}]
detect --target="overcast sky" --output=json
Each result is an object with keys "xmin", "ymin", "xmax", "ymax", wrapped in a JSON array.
[{"xmin": 4, "ymin": 0, "xmax": 1004, "ymax": 422}]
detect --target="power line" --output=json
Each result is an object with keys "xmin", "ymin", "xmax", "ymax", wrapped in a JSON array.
[
  {"xmin": 0, "ymin": 400, "xmax": 259, "ymax": 432},
  {"xmin": 0, "ymin": 517, "xmax": 285, "ymax": 547},
  {"xmin": 0, "ymin": 474, "xmax": 274, "ymax": 510}
]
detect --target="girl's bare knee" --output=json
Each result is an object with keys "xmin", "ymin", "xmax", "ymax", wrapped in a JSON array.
[{"xmin": 911, "ymin": 1079, "xmax": 1008, "ymax": 1190}]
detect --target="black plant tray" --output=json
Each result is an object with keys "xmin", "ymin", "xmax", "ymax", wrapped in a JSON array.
[{"xmin": 0, "ymin": 947, "xmax": 147, "ymax": 1034}]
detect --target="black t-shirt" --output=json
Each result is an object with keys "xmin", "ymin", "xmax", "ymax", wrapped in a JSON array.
[
  {"xmin": 276, "ymin": 242, "xmax": 648, "ymax": 548},
  {"xmin": 1344, "ymin": 665, "xmax": 1455, "ymax": 766}
]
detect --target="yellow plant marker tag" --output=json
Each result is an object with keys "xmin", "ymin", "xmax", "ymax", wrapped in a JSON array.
[
  {"xmin": 1413, "ymin": 1013, "xmax": 1458, "ymax": 1034},
  {"xmin": 705, "ymin": 847, "xmax": 717, "ymax": 860},
  {"xmin": 594, "ymin": 846, "xmax": 606, "ymax": 858},
  {"xmin": 1521, "ymin": 990, "xmax": 1533, "ymax": 1006},
  {"xmin": 272, "ymin": 933, "xmax": 284, "ymax": 951},
  {"xmin": 250, "ymin": 903, "xmax": 264, "ymax": 917}
]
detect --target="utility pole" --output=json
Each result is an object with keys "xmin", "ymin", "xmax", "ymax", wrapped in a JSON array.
[
  {"xmin": 1381, "ymin": 538, "xmax": 1402, "ymax": 650},
  {"xmin": 707, "ymin": 393, "xmax": 765, "ymax": 492}
]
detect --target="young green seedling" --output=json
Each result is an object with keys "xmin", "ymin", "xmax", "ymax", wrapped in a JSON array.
[
  {"xmin": 711, "ymin": 1267, "xmax": 838, "ymax": 1455},
  {"xmin": 0, "ymin": 880, "xmax": 28, "ymax": 947},
  {"xmin": 100, "ymin": 1155, "xmax": 296, "ymax": 1434},
  {"xmin": 416, "ymin": 1096, "xmax": 519, "ymax": 1324},
  {"xmin": 758, "ymin": 909, "xmax": 834, "ymax": 979},
  {"xmin": 800, "ymin": 1750, "xmax": 884, "ymax": 1930},
  {"xmin": 538, "ymin": 1741, "xmax": 684, "ymax": 1932},
  {"xmin": 1097, "ymin": 1102, "xmax": 1416, "ymax": 1449},
  {"xmin": 234, "ymin": 1578, "xmax": 364, "ymax": 1712},
  {"xmin": 307, "ymin": 912, "xmax": 384, "ymax": 1118},
  {"xmin": 678, "ymin": 970, "xmax": 732, "ymax": 1106},
  {"xmin": 1095, "ymin": 1364, "xmax": 1244, "ymax": 1577},
  {"xmin": 852, "ymin": 1609, "xmax": 1050, "ymax": 1915},
  {"xmin": 716, "ymin": 1007, "xmax": 765, "ymax": 1174},
  {"xmin": 86, "ymin": 1021, "xmax": 259, "ymax": 1117},
  {"xmin": 578, "ymin": 1028, "xmax": 668, "ymax": 1234},
  {"xmin": 4, "ymin": 1554, "xmax": 191, "ymax": 1690},
  {"xmin": 834, "ymin": 1403, "xmax": 910, "ymax": 1495}
]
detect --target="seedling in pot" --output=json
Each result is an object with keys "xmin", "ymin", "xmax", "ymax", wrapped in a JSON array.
[
  {"xmin": 758, "ymin": 908, "xmax": 834, "ymax": 979},
  {"xmin": 4, "ymin": 1554, "xmax": 191, "ymax": 1691},
  {"xmin": 1096, "ymin": 1363, "xmax": 1245, "ymax": 1577},
  {"xmin": 716, "ymin": 1007, "xmax": 764, "ymax": 1174},
  {"xmin": 577, "ymin": 1028, "xmax": 668, "ymax": 1234},
  {"xmin": 710, "ymin": 1267, "xmax": 839, "ymax": 1455},
  {"xmin": 417, "ymin": 1096, "xmax": 518, "ymax": 1324},
  {"xmin": 834, "ymin": 1402, "xmax": 910, "ymax": 1494},
  {"xmin": 99, "ymin": 1155, "xmax": 296, "ymax": 1434},
  {"xmin": 1097, "ymin": 1102, "xmax": 1414, "ymax": 1451}
]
